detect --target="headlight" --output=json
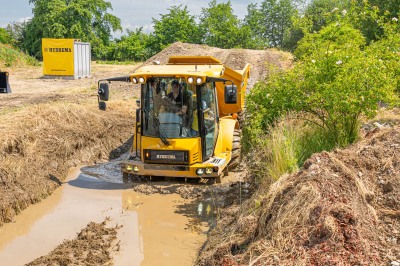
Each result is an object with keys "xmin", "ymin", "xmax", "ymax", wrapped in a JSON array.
[
  {"xmin": 187, "ymin": 77, "xmax": 194, "ymax": 84},
  {"xmin": 196, "ymin": 77, "xmax": 203, "ymax": 84},
  {"xmin": 205, "ymin": 168, "xmax": 213, "ymax": 175},
  {"xmin": 132, "ymin": 77, "xmax": 138, "ymax": 84},
  {"xmin": 138, "ymin": 77, "xmax": 145, "ymax": 84},
  {"xmin": 133, "ymin": 166, "xmax": 139, "ymax": 172},
  {"xmin": 126, "ymin": 165, "xmax": 133, "ymax": 171},
  {"xmin": 196, "ymin": 168, "xmax": 205, "ymax": 176}
]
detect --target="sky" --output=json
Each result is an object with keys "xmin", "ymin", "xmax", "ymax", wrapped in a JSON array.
[{"xmin": 0, "ymin": 0, "xmax": 263, "ymax": 38}]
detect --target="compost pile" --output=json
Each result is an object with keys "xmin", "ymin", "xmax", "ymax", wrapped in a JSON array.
[{"xmin": 197, "ymin": 125, "xmax": 400, "ymax": 265}]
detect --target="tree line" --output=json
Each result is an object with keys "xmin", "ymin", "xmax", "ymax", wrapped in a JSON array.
[{"xmin": 1, "ymin": 0, "xmax": 399, "ymax": 61}]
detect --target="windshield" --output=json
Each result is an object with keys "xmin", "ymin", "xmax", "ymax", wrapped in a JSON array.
[{"xmin": 142, "ymin": 77, "xmax": 202, "ymax": 139}]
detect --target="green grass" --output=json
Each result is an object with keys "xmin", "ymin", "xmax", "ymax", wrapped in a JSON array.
[
  {"xmin": 0, "ymin": 43, "xmax": 39, "ymax": 67},
  {"xmin": 244, "ymin": 114, "xmax": 337, "ymax": 183}
]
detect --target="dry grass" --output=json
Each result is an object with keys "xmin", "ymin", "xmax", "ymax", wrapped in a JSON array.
[
  {"xmin": 0, "ymin": 99, "xmax": 134, "ymax": 225},
  {"xmin": 197, "ymin": 124, "xmax": 400, "ymax": 265}
]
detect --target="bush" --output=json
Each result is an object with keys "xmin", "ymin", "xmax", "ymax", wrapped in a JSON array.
[{"xmin": 246, "ymin": 14, "xmax": 399, "ymax": 148}]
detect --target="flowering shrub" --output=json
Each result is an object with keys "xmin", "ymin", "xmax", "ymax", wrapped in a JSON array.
[{"xmin": 245, "ymin": 4, "xmax": 399, "ymax": 149}]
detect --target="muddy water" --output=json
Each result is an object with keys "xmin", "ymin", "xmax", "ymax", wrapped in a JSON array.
[{"xmin": 0, "ymin": 168, "xmax": 210, "ymax": 266}]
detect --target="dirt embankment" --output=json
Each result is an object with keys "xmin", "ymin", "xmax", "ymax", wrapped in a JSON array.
[
  {"xmin": 0, "ymin": 64, "xmax": 139, "ymax": 226},
  {"xmin": 197, "ymin": 124, "xmax": 400, "ymax": 265}
]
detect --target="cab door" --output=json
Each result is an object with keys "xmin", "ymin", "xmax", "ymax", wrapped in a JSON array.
[{"xmin": 199, "ymin": 83, "xmax": 218, "ymax": 160}]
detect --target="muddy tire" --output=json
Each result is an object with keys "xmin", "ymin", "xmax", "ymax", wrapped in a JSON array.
[
  {"xmin": 228, "ymin": 129, "xmax": 241, "ymax": 171},
  {"xmin": 238, "ymin": 109, "xmax": 246, "ymax": 129}
]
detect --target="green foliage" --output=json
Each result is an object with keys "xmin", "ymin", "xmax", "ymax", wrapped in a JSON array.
[
  {"xmin": 246, "ymin": 8, "xmax": 399, "ymax": 148},
  {"xmin": 5, "ymin": 22, "xmax": 27, "ymax": 49},
  {"xmin": 22, "ymin": 0, "xmax": 122, "ymax": 59},
  {"xmin": 243, "ymin": 114, "xmax": 336, "ymax": 183},
  {"xmin": 108, "ymin": 28, "xmax": 154, "ymax": 61},
  {"xmin": 241, "ymin": 0, "xmax": 304, "ymax": 50},
  {"xmin": 152, "ymin": 5, "xmax": 200, "ymax": 52},
  {"xmin": 242, "ymin": 4, "xmax": 270, "ymax": 49},
  {"xmin": 0, "ymin": 43, "xmax": 39, "ymax": 67},
  {"xmin": 0, "ymin": 28, "xmax": 13, "ymax": 44},
  {"xmin": 199, "ymin": 0, "xmax": 243, "ymax": 48},
  {"xmin": 303, "ymin": 0, "xmax": 348, "ymax": 33}
]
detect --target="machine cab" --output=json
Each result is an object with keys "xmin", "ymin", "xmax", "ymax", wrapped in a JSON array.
[{"xmin": 141, "ymin": 77, "xmax": 218, "ymax": 161}]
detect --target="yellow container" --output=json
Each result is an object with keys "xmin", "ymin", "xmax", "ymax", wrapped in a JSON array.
[{"xmin": 42, "ymin": 38, "xmax": 91, "ymax": 79}]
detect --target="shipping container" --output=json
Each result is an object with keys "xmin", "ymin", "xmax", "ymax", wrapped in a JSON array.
[{"xmin": 42, "ymin": 38, "xmax": 91, "ymax": 79}]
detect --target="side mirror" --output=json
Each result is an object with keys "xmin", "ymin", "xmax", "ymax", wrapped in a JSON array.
[
  {"xmin": 99, "ymin": 101, "xmax": 107, "ymax": 111},
  {"xmin": 98, "ymin": 83, "xmax": 109, "ymax": 101},
  {"xmin": 224, "ymin": 85, "xmax": 237, "ymax": 104}
]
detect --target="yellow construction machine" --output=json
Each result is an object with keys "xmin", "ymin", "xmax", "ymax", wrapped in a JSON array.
[{"xmin": 98, "ymin": 56, "xmax": 250, "ymax": 183}]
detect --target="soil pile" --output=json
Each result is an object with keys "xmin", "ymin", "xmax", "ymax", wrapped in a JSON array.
[
  {"xmin": 26, "ymin": 220, "xmax": 119, "ymax": 266},
  {"xmin": 197, "ymin": 125, "xmax": 400, "ymax": 265},
  {"xmin": 135, "ymin": 42, "xmax": 293, "ymax": 89}
]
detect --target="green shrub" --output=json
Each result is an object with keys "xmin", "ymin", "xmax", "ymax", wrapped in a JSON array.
[{"xmin": 245, "ymin": 13, "xmax": 399, "ymax": 148}]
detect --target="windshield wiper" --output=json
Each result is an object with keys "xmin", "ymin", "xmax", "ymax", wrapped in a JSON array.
[{"xmin": 143, "ymin": 109, "xmax": 170, "ymax": 146}]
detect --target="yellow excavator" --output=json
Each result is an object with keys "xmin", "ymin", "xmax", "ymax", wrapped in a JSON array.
[{"xmin": 98, "ymin": 56, "xmax": 250, "ymax": 183}]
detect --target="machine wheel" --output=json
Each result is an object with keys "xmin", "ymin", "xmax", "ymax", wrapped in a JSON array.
[
  {"xmin": 238, "ymin": 109, "xmax": 246, "ymax": 129},
  {"xmin": 228, "ymin": 129, "xmax": 241, "ymax": 171}
]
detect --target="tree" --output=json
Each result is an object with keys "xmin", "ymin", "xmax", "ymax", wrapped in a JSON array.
[
  {"xmin": 151, "ymin": 5, "xmax": 200, "ymax": 52},
  {"xmin": 198, "ymin": 0, "xmax": 242, "ymax": 48},
  {"xmin": 110, "ymin": 27, "xmax": 154, "ymax": 61},
  {"xmin": 242, "ymin": 3, "xmax": 270, "ymax": 49},
  {"xmin": 259, "ymin": 0, "xmax": 298, "ymax": 48},
  {"xmin": 22, "ymin": 0, "xmax": 122, "ymax": 59},
  {"xmin": 303, "ymin": 0, "xmax": 348, "ymax": 33},
  {"xmin": 5, "ymin": 21, "xmax": 27, "ymax": 48}
]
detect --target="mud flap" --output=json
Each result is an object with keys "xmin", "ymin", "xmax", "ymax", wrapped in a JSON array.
[{"xmin": 0, "ymin": 72, "xmax": 12, "ymax": 93}]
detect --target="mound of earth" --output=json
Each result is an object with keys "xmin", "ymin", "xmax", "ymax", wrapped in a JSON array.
[
  {"xmin": 197, "ymin": 125, "xmax": 400, "ymax": 265},
  {"xmin": 26, "ymin": 220, "xmax": 119, "ymax": 266},
  {"xmin": 134, "ymin": 42, "xmax": 293, "ymax": 90}
]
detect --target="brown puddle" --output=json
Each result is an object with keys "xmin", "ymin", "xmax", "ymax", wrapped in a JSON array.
[{"xmin": 0, "ymin": 168, "xmax": 210, "ymax": 266}]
